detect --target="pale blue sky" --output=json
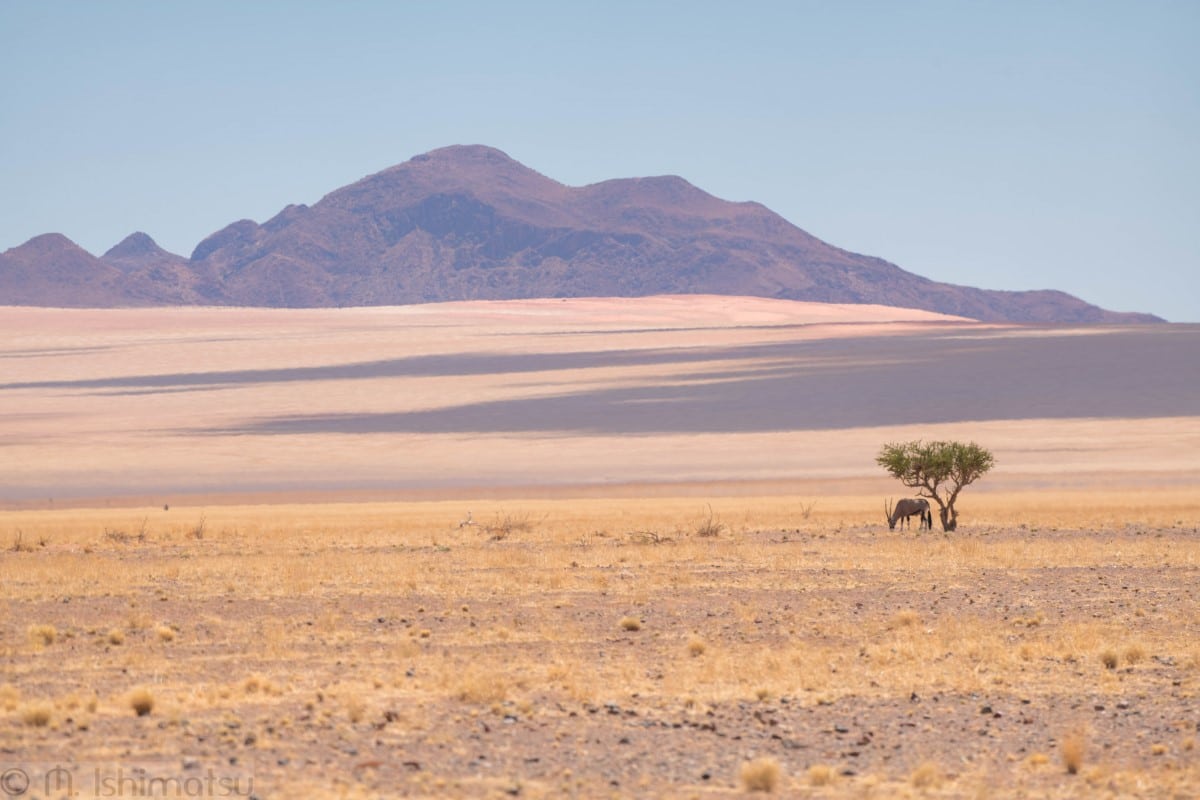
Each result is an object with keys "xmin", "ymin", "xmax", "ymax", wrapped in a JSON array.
[{"xmin": 2, "ymin": 1, "xmax": 1196, "ymax": 320}]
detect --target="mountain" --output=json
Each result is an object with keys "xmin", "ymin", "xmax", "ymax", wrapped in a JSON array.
[
  {"xmin": 101, "ymin": 232, "xmax": 211, "ymax": 303},
  {"xmin": 0, "ymin": 233, "xmax": 130, "ymax": 307},
  {"xmin": 102, "ymin": 231, "xmax": 181, "ymax": 271},
  {"xmin": 0, "ymin": 146, "xmax": 1162, "ymax": 321},
  {"xmin": 0, "ymin": 231, "xmax": 204, "ymax": 307}
]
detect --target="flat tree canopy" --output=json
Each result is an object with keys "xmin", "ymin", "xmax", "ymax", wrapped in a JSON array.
[{"xmin": 876, "ymin": 440, "xmax": 995, "ymax": 531}]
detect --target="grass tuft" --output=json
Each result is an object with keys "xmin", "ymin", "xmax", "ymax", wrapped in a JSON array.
[
  {"xmin": 910, "ymin": 761, "xmax": 942, "ymax": 789},
  {"xmin": 454, "ymin": 667, "xmax": 510, "ymax": 705},
  {"xmin": 187, "ymin": 516, "xmax": 206, "ymax": 540},
  {"xmin": 21, "ymin": 702, "xmax": 53, "ymax": 727},
  {"xmin": 483, "ymin": 511, "xmax": 533, "ymax": 541},
  {"xmin": 10, "ymin": 531, "xmax": 36, "ymax": 552},
  {"xmin": 129, "ymin": 687, "xmax": 155, "ymax": 717},
  {"xmin": 807, "ymin": 764, "xmax": 835, "ymax": 786},
  {"xmin": 346, "ymin": 695, "xmax": 367, "ymax": 723},
  {"xmin": 738, "ymin": 757, "xmax": 782, "ymax": 792},
  {"xmin": 27, "ymin": 624, "xmax": 57, "ymax": 647},
  {"xmin": 1061, "ymin": 729, "xmax": 1086, "ymax": 775},
  {"xmin": 243, "ymin": 675, "xmax": 273, "ymax": 694},
  {"xmin": 694, "ymin": 504, "xmax": 725, "ymax": 538}
]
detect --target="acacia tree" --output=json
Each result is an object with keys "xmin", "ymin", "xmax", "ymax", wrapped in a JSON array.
[{"xmin": 876, "ymin": 440, "xmax": 995, "ymax": 531}]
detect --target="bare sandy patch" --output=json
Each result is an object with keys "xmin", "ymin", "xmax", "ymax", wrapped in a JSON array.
[{"xmin": 1, "ymin": 299, "xmax": 1196, "ymax": 506}]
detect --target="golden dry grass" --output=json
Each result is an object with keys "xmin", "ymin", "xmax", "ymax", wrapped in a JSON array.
[{"xmin": 0, "ymin": 491, "xmax": 1197, "ymax": 797}]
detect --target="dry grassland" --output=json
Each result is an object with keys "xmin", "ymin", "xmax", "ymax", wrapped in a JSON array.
[{"xmin": 3, "ymin": 491, "xmax": 1198, "ymax": 798}]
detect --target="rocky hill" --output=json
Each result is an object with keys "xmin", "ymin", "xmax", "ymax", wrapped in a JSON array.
[{"xmin": 0, "ymin": 145, "xmax": 1162, "ymax": 322}]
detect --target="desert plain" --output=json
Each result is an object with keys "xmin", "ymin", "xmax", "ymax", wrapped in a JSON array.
[{"xmin": 1, "ymin": 296, "xmax": 1199, "ymax": 798}]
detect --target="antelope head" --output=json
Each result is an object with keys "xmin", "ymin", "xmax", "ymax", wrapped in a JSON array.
[{"xmin": 884, "ymin": 498, "xmax": 896, "ymax": 529}]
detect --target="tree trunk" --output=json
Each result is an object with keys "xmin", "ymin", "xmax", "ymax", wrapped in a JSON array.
[{"xmin": 940, "ymin": 505, "xmax": 958, "ymax": 532}]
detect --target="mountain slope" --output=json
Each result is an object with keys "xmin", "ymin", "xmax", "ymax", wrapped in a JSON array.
[{"xmin": 0, "ymin": 146, "xmax": 1162, "ymax": 321}]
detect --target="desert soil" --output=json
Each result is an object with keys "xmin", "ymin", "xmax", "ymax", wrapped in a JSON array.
[{"xmin": 2, "ymin": 502, "xmax": 1198, "ymax": 798}]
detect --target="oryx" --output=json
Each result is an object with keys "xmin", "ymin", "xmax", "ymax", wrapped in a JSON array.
[{"xmin": 885, "ymin": 497, "xmax": 932, "ymax": 530}]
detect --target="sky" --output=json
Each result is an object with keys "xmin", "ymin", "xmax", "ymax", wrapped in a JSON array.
[{"xmin": 2, "ymin": 2, "xmax": 1196, "ymax": 321}]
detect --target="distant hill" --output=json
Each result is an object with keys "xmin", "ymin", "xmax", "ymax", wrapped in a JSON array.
[{"xmin": 0, "ymin": 145, "xmax": 1162, "ymax": 322}]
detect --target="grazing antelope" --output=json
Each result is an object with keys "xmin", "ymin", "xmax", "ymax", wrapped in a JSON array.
[{"xmin": 885, "ymin": 498, "xmax": 932, "ymax": 530}]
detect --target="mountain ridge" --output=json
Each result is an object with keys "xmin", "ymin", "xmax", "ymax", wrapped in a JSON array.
[{"xmin": 0, "ymin": 145, "xmax": 1162, "ymax": 322}]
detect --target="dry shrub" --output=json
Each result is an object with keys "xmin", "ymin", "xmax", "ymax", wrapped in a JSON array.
[
  {"xmin": 1061, "ymin": 729, "xmax": 1087, "ymax": 774},
  {"xmin": 107, "ymin": 628, "xmax": 125, "ymax": 646},
  {"xmin": 694, "ymin": 505, "xmax": 725, "ymax": 538},
  {"xmin": 243, "ymin": 675, "xmax": 274, "ymax": 694},
  {"xmin": 345, "ymin": 695, "xmax": 367, "ymax": 723},
  {"xmin": 484, "ymin": 511, "xmax": 533, "ymax": 541},
  {"xmin": 910, "ymin": 761, "xmax": 942, "ymax": 789},
  {"xmin": 739, "ymin": 757, "xmax": 782, "ymax": 792},
  {"xmin": 686, "ymin": 635, "xmax": 706, "ymax": 657},
  {"xmin": 0, "ymin": 684, "xmax": 19, "ymax": 711},
  {"xmin": 891, "ymin": 609, "xmax": 921, "ymax": 628},
  {"xmin": 807, "ymin": 764, "xmax": 835, "ymax": 786},
  {"xmin": 103, "ymin": 521, "xmax": 147, "ymax": 544},
  {"xmin": 28, "ymin": 624, "xmax": 57, "ymax": 647},
  {"xmin": 187, "ymin": 516, "xmax": 206, "ymax": 540},
  {"xmin": 10, "ymin": 531, "xmax": 35, "ymax": 552},
  {"xmin": 454, "ymin": 667, "xmax": 510, "ymax": 705},
  {"xmin": 620, "ymin": 616, "xmax": 641, "ymax": 632},
  {"xmin": 156, "ymin": 625, "xmax": 176, "ymax": 642},
  {"xmin": 1100, "ymin": 649, "xmax": 1118, "ymax": 670},
  {"xmin": 129, "ymin": 687, "xmax": 155, "ymax": 717},
  {"xmin": 1123, "ymin": 644, "xmax": 1146, "ymax": 665},
  {"xmin": 21, "ymin": 702, "xmax": 53, "ymax": 727}
]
